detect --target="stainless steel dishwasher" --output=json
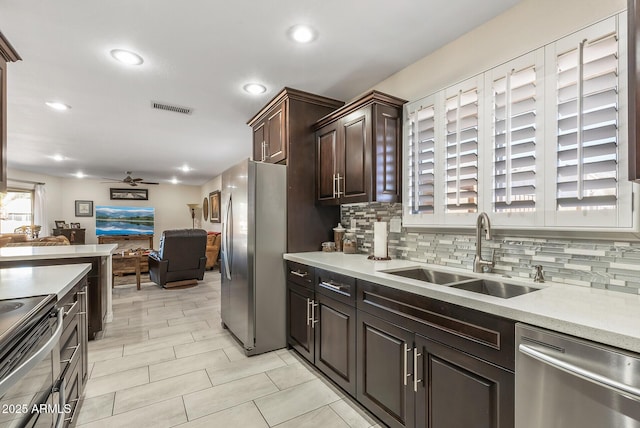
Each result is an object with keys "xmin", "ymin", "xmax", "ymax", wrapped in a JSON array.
[{"xmin": 516, "ymin": 323, "xmax": 640, "ymax": 427}]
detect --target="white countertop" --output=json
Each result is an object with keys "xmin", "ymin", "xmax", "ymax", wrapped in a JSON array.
[
  {"xmin": 0, "ymin": 264, "xmax": 92, "ymax": 300},
  {"xmin": 0, "ymin": 244, "xmax": 117, "ymax": 261},
  {"xmin": 284, "ymin": 252, "xmax": 640, "ymax": 353}
]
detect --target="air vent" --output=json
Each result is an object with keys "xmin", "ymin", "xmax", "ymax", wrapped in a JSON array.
[{"xmin": 151, "ymin": 101, "xmax": 193, "ymax": 115}]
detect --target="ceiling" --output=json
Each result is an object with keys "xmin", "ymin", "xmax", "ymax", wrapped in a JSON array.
[{"xmin": 0, "ymin": 0, "xmax": 521, "ymax": 186}]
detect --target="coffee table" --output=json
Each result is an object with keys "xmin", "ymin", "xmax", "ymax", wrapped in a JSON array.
[{"xmin": 112, "ymin": 253, "xmax": 142, "ymax": 290}]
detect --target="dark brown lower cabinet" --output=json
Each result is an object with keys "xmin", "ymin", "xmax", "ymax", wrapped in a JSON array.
[
  {"xmin": 314, "ymin": 292, "xmax": 356, "ymax": 395},
  {"xmin": 357, "ymin": 310, "xmax": 415, "ymax": 428},
  {"xmin": 287, "ymin": 282, "xmax": 314, "ymax": 362},
  {"xmin": 415, "ymin": 334, "xmax": 514, "ymax": 428}
]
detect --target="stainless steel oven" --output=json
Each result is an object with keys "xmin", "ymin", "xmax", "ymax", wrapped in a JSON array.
[
  {"xmin": 516, "ymin": 323, "xmax": 640, "ymax": 428},
  {"xmin": 0, "ymin": 295, "xmax": 65, "ymax": 428}
]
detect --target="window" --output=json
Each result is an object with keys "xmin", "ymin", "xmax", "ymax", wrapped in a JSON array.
[
  {"xmin": 403, "ymin": 12, "xmax": 635, "ymax": 231},
  {"xmin": 0, "ymin": 189, "xmax": 34, "ymax": 233}
]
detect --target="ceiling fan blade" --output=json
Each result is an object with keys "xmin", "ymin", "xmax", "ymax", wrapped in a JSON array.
[
  {"xmin": 139, "ymin": 181, "xmax": 159, "ymax": 185},
  {"xmin": 132, "ymin": 178, "xmax": 144, "ymax": 182}
]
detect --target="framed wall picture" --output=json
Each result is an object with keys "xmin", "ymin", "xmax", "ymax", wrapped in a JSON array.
[
  {"xmin": 75, "ymin": 200, "xmax": 93, "ymax": 217},
  {"xmin": 110, "ymin": 188, "xmax": 148, "ymax": 200},
  {"xmin": 54, "ymin": 220, "xmax": 66, "ymax": 229},
  {"xmin": 210, "ymin": 190, "xmax": 220, "ymax": 223}
]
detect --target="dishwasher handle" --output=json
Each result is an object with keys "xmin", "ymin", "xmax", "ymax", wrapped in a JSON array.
[{"xmin": 519, "ymin": 343, "xmax": 640, "ymax": 402}]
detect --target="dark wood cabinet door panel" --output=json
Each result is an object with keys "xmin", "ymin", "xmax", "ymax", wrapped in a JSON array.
[
  {"xmin": 287, "ymin": 283, "xmax": 314, "ymax": 362},
  {"xmin": 266, "ymin": 104, "xmax": 286, "ymax": 163},
  {"xmin": 317, "ymin": 126, "xmax": 339, "ymax": 202},
  {"xmin": 357, "ymin": 310, "xmax": 415, "ymax": 428},
  {"xmin": 374, "ymin": 104, "xmax": 402, "ymax": 202},
  {"xmin": 315, "ymin": 294, "xmax": 356, "ymax": 396},
  {"xmin": 342, "ymin": 111, "xmax": 370, "ymax": 203},
  {"xmin": 415, "ymin": 335, "xmax": 514, "ymax": 428},
  {"xmin": 253, "ymin": 121, "xmax": 266, "ymax": 161}
]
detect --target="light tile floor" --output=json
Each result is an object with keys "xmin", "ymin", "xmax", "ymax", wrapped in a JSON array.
[{"xmin": 76, "ymin": 272, "xmax": 380, "ymax": 428}]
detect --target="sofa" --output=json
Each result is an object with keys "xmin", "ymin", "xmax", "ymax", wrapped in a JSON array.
[
  {"xmin": 0, "ymin": 234, "xmax": 70, "ymax": 247},
  {"xmin": 148, "ymin": 229, "xmax": 207, "ymax": 287},
  {"xmin": 206, "ymin": 232, "xmax": 221, "ymax": 270}
]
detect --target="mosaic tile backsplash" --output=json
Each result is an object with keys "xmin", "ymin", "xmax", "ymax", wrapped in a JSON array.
[{"xmin": 341, "ymin": 202, "xmax": 640, "ymax": 295}]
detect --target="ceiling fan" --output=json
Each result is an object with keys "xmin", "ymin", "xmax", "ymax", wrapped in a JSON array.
[{"xmin": 101, "ymin": 171, "xmax": 159, "ymax": 186}]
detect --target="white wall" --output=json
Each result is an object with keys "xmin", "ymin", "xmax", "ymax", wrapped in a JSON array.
[
  {"xmin": 7, "ymin": 168, "xmax": 202, "ymax": 248},
  {"xmin": 199, "ymin": 174, "xmax": 222, "ymax": 233},
  {"xmin": 373, "ymin": 0, "xmax": 626, "ymax": 101}
]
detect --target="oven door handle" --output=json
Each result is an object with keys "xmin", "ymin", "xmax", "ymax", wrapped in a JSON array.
[
  {"xmin": 0, "ymin": 307, "xmax": 64, "ymax": 398},
  {"xmin": 519, "ymin": 343, "xmax": 640, "ymax": 402}
]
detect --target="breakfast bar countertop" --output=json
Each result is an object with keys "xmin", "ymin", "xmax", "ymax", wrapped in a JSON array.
[
  {"xmin": 284, "ymin": 251, "xmax": 640, "ymax": 353},
  {"xmin": 0, "ymin": 244, "xmax": 117, "ymax": 261},
  {"xmin": 0, "ymin": 263, "xmax": 92, "ymax": 300}
]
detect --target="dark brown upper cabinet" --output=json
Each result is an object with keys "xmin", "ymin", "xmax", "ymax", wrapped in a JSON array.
[
  {"xmin": 0, "ymin": 32, "xmax": 21, "ymax": 193},
  {"xmin": 248, "ymin": 88, "xmax": 343, "ymax": 165},
  {"xmin": 314, "ymin": 91, "xmax": 406, "ymax": 205},
  {"xmin": 247, "ymin": 88, "xmax": 344, "ymax": 252}
]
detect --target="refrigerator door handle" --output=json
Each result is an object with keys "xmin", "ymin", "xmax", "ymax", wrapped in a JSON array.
[{"xmin": 223, "ymin": 194, "xmax": 232, "ymax": 280}]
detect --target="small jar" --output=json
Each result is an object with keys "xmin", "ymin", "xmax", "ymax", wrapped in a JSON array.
[
  {"xmin": 342, "ymin": 231, "xmax": 357, "ymax": 254},
  {"xmin": 322, "ymin": 241, "xmax": 336, "ymax": 252}
]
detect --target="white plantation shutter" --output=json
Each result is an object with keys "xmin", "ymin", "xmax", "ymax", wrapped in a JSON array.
[
  {"xmin": 408, "ymin": 104, "xmax": 437, "ymax": 214},
  {"xmin": 555, "ymin": 30, "xmax": 619, "ymax": 211},
  {"xmin": 444, "ymin": 81, "xmax": 480, "ymax": 215},
  {"xmin": 493, "ymin": 66, "xmax": 538, "ymax": 211}
]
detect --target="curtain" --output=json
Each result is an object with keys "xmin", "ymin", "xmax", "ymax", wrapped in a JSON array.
[{"xmin": 34, "ymin": 184, "xmax": 48, "ymax": 237}]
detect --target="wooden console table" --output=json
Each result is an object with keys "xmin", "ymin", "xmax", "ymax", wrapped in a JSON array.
[
  {"xmin": 112, "ymin": 253, "xmax": 141, "ymax": 290},
  {"xmin": 98, "ymin": 234, "xmax": 153, "ymax": 272}
]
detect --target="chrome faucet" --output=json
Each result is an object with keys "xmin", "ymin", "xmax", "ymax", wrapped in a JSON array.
[{"xmin": 473, "ymin": 212, "xmax": 494, "ymax": 273}]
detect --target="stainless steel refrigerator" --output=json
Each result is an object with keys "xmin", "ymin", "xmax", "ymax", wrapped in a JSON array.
[{"xmin": 220, "ymin": 159, "xmax": 287, "ymax": 355}]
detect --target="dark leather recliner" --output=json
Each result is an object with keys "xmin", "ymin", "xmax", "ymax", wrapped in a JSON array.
[{"xmin": 148, "ymin": 229, "xmax": 207, "ymax": 287}]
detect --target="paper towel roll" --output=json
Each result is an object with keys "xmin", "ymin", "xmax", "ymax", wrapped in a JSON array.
[{"xmin": 373, "ymin": 221, "xmax": 387, "ymax": 258}]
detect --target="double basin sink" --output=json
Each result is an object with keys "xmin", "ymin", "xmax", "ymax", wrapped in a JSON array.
[{"xmin": 383, "ymin": 267, "xmax": 540, "ymax": 299}]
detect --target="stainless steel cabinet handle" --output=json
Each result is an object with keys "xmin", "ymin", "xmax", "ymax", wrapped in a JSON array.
[
  {"xmin": 336, "ymin": 174, "xmax": 344, "ymax": 198},
  {"xmin": 413, "ymin": 347, "xmax": 422, "ymax": 392},
  {"xmin": 312, "ymin": 301, "xmax": 319, "ymax": 327},
  {"xmin": 290, "ymin": 271, "xmax": 308, "ymax": 278},
  {"xmin": 55, "ymin": 378, "xmax": 66, "ymax": 428},
  {"xmin": 332, "ymin": 174, "xmax": 337, "ymax": 198},
  {"xmin": 403, "ymin": 344, "xmax": 411, "ymax": 386},
  {"xmin": 76, "ymin": 291, "xmax": 87, "ymax": 295},
  {"xmin": 306, "ymin": 298, "xmax": 311, "ymax": 326},
  {"xmin": 64, "ymin": 300, "xmax": 78, "ymax": 318},
  {"xmin": 0, "ymin": 308, "xmax": 64, "ymax": 398},
  {"xmin": 60, "ymin": 345, "xmax": 80, "ymax": 364},
  {"xmin": 519, "ymin": 343, "xmax": 640, "ymax": 402},
  {"xmin": 319, "ymin": 281, "xmax": 342, "ymax": 291}
]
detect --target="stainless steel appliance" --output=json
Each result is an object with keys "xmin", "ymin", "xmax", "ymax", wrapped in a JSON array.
[
  {"xmin": 221, "ymin": 159, "xmax": 286, "ymax": 355},
  {"xmin": 0, "ymin": 295, "xmax": 65, "ymax": 428},
  {"xmin": 516, "ymin": 323, "xmax": 640, "ymax": 427}
]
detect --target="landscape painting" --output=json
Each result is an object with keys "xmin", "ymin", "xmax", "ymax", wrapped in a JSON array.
[{"xmin": 95, "ymin": 206, "xmax": 154, "ymax": 236}]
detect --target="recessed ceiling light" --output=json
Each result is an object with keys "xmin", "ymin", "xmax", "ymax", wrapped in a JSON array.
[
  {"xmin": 288, "ymin": 25, "xmax": 317, "ymax": 43},
  {"xmin": 180, "ymin": 165, "xmax": 191, "ymax": 173},
  {"xmin": 110, "ymin": 49, "xmax": 144, "ymax": 66},
  {"xmin": 45, "ymin": 102, "xmax": 71, "ymax": 111},
  {"xmin": 170, "ymin": 178, "xmax": 179, "ymax": 184},
  {"xmin": 75, "ymin": 171, "xmax": 85, "ymax": 178},
  {"xmin": 243, "ymin": 83, "xmax": 267, "ymax": 95},
  {"xmin": 52, "ymin": 154, "xmax": 65, "ymax": 161}
]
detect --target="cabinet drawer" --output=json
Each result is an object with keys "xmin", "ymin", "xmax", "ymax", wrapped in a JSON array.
[
  {"xmin": 315, "ymin": 268, "xmax": 355, "ymax": 306},
  {"xmin": 61, "ymin": 358, "xmax": 81, "ymax": 428},
  {"xmin": 287, "ymin": 261, "xmax": 315, "ymax": 288},
  {"xmin": 357, "ymin": 279, "xmax": 515, "ymax": 370},
  {"xmin": 60, "ymin": 315, "xmax": 80, "ymax": 375}
]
